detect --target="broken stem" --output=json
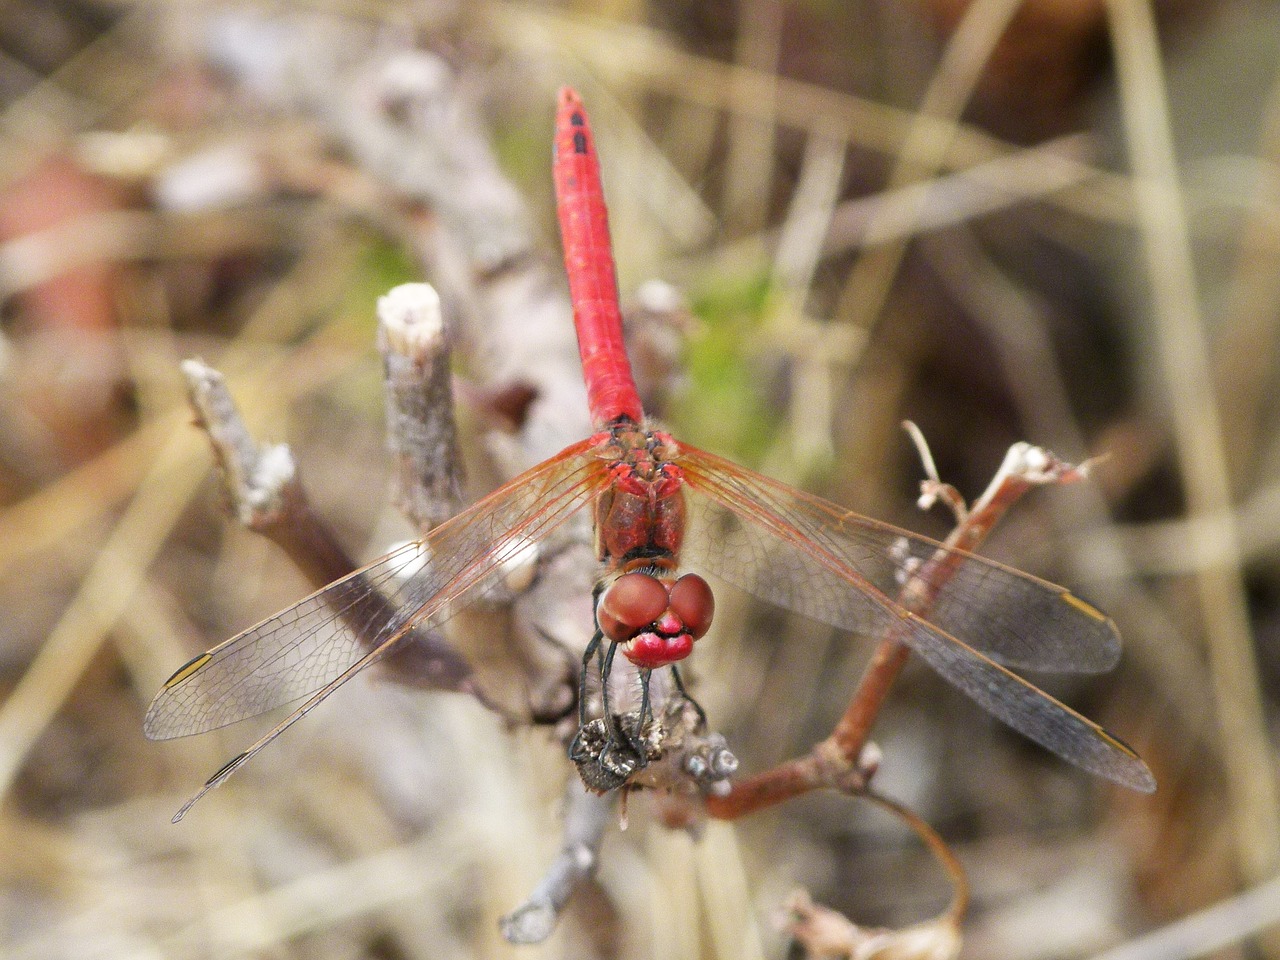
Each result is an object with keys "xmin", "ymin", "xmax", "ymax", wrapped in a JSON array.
[{"xmin": 377, "ymin": 283, "xmax": 464, "ymax": 534}]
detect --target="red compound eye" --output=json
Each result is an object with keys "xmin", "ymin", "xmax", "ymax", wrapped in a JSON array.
[
  {"xmin": 598, "ymin": 572, "xmax": 669, "ymax": 643},
  {"xmin": 668, "ymin": 574, "xmax": 714, "ymax": 639}
]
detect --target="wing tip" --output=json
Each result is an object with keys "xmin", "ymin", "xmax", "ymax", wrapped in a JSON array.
[
  {"xmin": 1059, "ymin": 590, "xmax": 1123, "ymax": 672},
  {"xmin": 1100, "ymin": 729, "xmax": 1157, "ymax": 793},
  {"xmin": 161, "ymin": 652, "xmax": 212, "ymax": 689},
  {"xmin": 1060, "ymin": 590, "xmax": 1110, "ymax": 623},
  {"xmin": 170, "ymin": 750, "xmax": 251, "ymax": 822},
  {"xmin": 142, "ymin": 696, "xmax": 179, "ymax": 741},
  {"xmin": 1107, "ymin": 760, "xmax": 1157, "ymax": 794},
  {"xmin": 1130, "ymin": 769, "xmax": 1158, "ymax": 794}
]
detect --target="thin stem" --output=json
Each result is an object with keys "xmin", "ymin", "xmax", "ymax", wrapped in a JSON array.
[{"xmin": 500, "ymin": 779, "xmax": 615, "ymax": 945}]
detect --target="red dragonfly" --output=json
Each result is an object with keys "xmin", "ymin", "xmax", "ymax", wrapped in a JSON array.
[{"xmin": 146, "ymin": 89, "xmax": 1154, "ymax": 818}]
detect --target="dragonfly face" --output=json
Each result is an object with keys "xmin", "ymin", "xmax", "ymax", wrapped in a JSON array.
[{"xmin": 597, "ymin": 569, "xmax": 715, "ymax": 668}]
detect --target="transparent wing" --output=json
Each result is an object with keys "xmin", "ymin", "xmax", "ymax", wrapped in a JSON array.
[
  {"xmin": 679, "ymin": 445, "xmax": 1153, "ymax": 792},
  {"xmin": 680, "ymin": 446, "xmax": 1117, "ymax": 671},
  {"xmin": 145, "ymin": 438, "xmax": 608, "ymax": 741}
]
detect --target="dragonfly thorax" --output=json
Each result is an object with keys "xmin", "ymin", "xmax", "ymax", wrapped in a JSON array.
[{"xmin": 593, "ymin": 422, "xmax": 686, "ymax": 564}]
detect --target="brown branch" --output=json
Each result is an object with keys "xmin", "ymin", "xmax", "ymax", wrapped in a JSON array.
[{"xmin": 706, "ymin": 438, "xmax": 1098, "ymax": 820}]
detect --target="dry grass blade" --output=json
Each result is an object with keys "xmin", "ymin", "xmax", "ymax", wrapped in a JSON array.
[
  {"xmin": 1086, "ymin": 872, "xmax": 1280, "ymax": 960},
  {"xmin": 1105, "ymin": 0, "xmax": 1280, "ymax": 882},
  {"xmin": 0, "ymin": 426, "xmax": 206, "ymax": 803},
  {"xmin": 1209, "ymin": 37, "xmax": 1280, "ymax": 481},
  {"xmin": 489, "ymin": 0, "xmax": 1134, "ymax": 225},
  {"xmin": 721, "ymin": 0, "xmax": 782, "ymax": 233},
  {"xmin": 834, "ymin": 0, "xmax": 1026, "ymax": 333}
]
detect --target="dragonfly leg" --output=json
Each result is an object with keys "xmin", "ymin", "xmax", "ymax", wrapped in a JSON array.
[
  {"xmin": 637, "ymin": 667, "xmax": 652, "ymax": 731},
  {"xmin": 670, "ymin": 664, "xmax": 707, "ymax": 730},
  {"xmin": 570, "ymin": 628, "xmax": 655, "ymax": 791},
  {"xmin": 603, "ymin": 642, "xmax": 655, "ymax": 756},
  {"xmin": 597, "ymin": 638, "xmax": 625, "ymax": 744},
  {"xmin": 578, "ymin": 629, "xmax": 603, "ymax": 729}
]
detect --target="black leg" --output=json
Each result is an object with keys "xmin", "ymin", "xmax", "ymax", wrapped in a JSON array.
[
  {"xmin": 601, "ymin": 643, "xmax": 652, "ymax": 756},
  {"xmin": 572, "ymin": 625, "xmax": 662, "ymax": 789},
  {"xmin": 637, "ymin": 668, "xmax": 652, "ymax": 730},
  {"xmin": 598, "ymin": 638, "xmax": 622, "ymax": 744},
  {"xmin": 578, "ymin": 629, "xmax": 603, "ymax": 729},
  {"xmin": 670, "ymin": 664, "xmax": 707, "ymax": 730}
]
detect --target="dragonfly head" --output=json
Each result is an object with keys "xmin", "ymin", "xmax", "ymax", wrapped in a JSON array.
[{"xmin": 597, "ymin": 570, "xmax": 714, "ymax": 669}]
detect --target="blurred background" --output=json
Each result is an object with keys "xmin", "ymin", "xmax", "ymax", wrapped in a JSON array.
[{"xmin": 0, "ymin": 0, "xmax": 1275, "ymax": 957}]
